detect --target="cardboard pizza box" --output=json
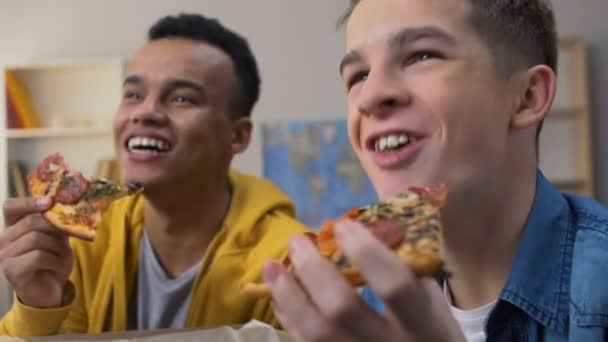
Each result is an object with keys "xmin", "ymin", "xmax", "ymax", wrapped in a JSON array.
[{"xmin": 0, "ymin": 320, "xmax": 295, "ymax": 342}]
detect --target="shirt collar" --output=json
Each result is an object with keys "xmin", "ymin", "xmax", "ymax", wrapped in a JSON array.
[{"xmin": 498, "ymin": 169, "xmax": 573, "ymax": 333}]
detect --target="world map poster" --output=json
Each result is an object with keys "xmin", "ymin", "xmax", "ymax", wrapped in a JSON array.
[{"xmin": 262, "ymin": 119, "xmax": 378, "ymax": 230}]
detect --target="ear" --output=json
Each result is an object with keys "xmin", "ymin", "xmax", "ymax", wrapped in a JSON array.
[
  {"xmin": 510, "ymin": 65, "xmax": 557, "ymax": 130},
  {"xmin": 230, "ymin": 117, "xmax": 252, "ymax": 155}
]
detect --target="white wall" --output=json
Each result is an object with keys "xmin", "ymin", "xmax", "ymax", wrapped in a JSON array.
[
  {"xmin": 1, "ymin": 0, "xmax": 605, "ymax": 202},
  {"xmin": 0, "ymin": 0, "xmax": 350, "ymax": 177}
]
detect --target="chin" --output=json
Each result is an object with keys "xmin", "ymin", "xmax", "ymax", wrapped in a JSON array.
[
  {"xmin": 373, "ymin": 172, "xmax": 440, "ymax": 200},
  {"xmin": 121, "ymin": 172, "xmax": 156, "ymax": 188},
  {"xmin": 372, "ymin": 177, "xmax": 408, "ymax": 200},
  {"xmin": 376, "ymin": 185, "xmax": 408, "ymax": 200}
]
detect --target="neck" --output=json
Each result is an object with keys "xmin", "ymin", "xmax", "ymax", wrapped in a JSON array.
[
  {"xmin": 441, "ymin": 166, "xmax": 537, "ymax": 310},
  {"xmin": 142, "ymin": 173, "xmax": 231, "ymax": 278}
]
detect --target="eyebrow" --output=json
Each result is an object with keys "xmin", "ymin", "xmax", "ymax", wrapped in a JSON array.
[
  {"xmin": 339, "ymin": 50, "xmax": 363, "ymax": 76},
  {"xmin": 166, "ymin": 79, "xmax": 205, "ymax": 93},
  {"xmin": 122, "ymin": 75, "xmax": 205, "ymax": 93},
  {"xmin": 390, "ymin": 26, "xmax": 457, "ymax": 49},
  {"xmin": 339, "ymin": 26, "xmax": 457, "ymax": 75},
  {"xmin": 123, "ymin": 75, "xmax": 142, "ymax": 87}
]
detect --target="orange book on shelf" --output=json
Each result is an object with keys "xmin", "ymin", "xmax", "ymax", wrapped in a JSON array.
[
  {"xmin": 6, "ymin": 88, "xmax": 23, "ymax": 129},
  {"xmin": 5, "ymin": 70, "xmax": 41, "ymax": 129}
]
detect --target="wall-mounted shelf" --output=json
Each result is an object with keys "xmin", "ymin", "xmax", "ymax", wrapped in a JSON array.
[{"xmin": 538, "ymin": 38, "xmax": 594, "ymax": 197}]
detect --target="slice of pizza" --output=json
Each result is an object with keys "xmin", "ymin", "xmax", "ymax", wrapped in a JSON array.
[
  {"xmin": 27, "ymin": 153, "xmax": 143, "ymax": 241},
  {"xmin": 241, "ymin": 183, "xmax": 447, "ymax": 298}
]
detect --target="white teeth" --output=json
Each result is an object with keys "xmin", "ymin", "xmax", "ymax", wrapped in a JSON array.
[
  {"xmin": 374, "ymin": 134, "xmax": 411, "ymax": 152},
  {"xmin": 127, "ymin": 136, "xmax": 170, "ymax": 152},
  {"xmin": 379, "ymin": 138, "xmax": 387, "ymax": 151},
  {"xmin": 387, "ymin": 135, "xmax": 398, "ymax": 147}
]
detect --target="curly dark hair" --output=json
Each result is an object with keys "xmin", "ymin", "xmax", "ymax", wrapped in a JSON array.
[{"xmin": 149, "ymin": 13, "xmax": 261, "ymax": 118}]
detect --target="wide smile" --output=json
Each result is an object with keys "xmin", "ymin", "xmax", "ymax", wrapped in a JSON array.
[
  {"xmin": 124, "ymin": 135, "xmax": 172, "ymax": 161},
  {"xmin": 372, "ymin": 132, "xmax": 415, "ymax": 152},
  {"xmin": 365, "ymin": 131, "xmax": 426, "ymax": 170}
]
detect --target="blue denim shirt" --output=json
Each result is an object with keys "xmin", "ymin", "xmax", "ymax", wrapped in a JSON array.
[{"xmin": 361, "ymin": 170, "xmax": 608, "ymax": 341}]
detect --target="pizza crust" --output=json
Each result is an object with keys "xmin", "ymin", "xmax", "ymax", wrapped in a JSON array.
[
  {"xmin": 27, "ymin": 175, "xmax": 48, "ymax": 198},
  {"xmin": 239, "ymin": 267, "xmax": 368, "ymax": 299},
  {"xmin": 44, "ymin": 211, "xmax": 96, "ymax": 241},
  {"xmin": 240, "ymin": 283, "xmax": 271, "ymax": 299},
  {"xmin": 43, "ymin": 204, "xmax": 100, "ymax": 241}
]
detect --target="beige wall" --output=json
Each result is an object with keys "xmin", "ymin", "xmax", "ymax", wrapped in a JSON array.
[
  {"xmin": 1, "ymin": 0, "xmax": 606, "ymax": 203},
  {"xmin": 552, "ymin": 0, "xmax": 608, "ymax": 204},
  {"xmin": 0, "ymin": 0, "xmax": 349, "ymax": 178}
]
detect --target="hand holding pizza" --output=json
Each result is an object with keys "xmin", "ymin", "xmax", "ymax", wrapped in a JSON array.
[
  {"xmin": 263, "ymin": 221, "xmax": 465, "ymax": 342},
  {"xmin": 241, "ymin": 183, "xmax": 465, "ymax": 341},
  {"xmin": 0, "ymin": 196, "xmax": 73, "ymax": 308},
  {"xmin": 0, "ymin": 152, "xmax": 142, "ymax": 308}
]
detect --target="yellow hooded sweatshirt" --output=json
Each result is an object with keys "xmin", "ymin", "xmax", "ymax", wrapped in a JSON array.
[{"xmin": 0, "ymin": 169, "xmax": 310, "ymax": 337}]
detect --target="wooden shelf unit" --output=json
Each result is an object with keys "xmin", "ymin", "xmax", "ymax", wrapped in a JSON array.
[
  {"xmin": 538, "ymin": 38, "xmax": 594, "ymax": 198},
  {"xmin": 6, "ymin": 126, "xmax": 113, "ymax": 139},
  {"xmin": 0, "ymin": 58, "xmax": 125, "ymax": 314},
  {"xmin": 0, "ymin": 58, "xmax": 124, "ymax": 223}
]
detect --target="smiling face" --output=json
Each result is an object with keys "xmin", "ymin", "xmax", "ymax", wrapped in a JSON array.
[
  {"xmin": 341, "ymin": 0, "xmax": 527, "ymax": 201},
  {"xmin": 113, "ymin": 38, "xmax": 250, "ymax": 190}
]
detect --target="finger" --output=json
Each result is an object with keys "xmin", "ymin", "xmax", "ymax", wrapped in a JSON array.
[
  {"xmin": 287, "ymin": 235, "xmax": 392, "ymax": 340},
  {"xmin": 263, "ymin": 261, "xmax": 348, "ymax": 342},
  {"xmin": 3, "ymin": 250, "xmax": 66, "ymax": 289},
  {"xmin": 4, "ymin": 230, "xmax": 70, "ymax": 260},
  {"xmin": 3, "ymin": 197, "xmax": 52, "ymax": 227},
  {"xmin": 419, "ymin": 278, "xmax": 465, "ymax": 340},
  {"xmin": 271, "ymin": 302, "xmax": 306, "ymax": 342},
  {"xmin": 1, "ymin": 213, "xmax": 66, "ymax": 246},
  {"xmin": 334, "ymin": 221, "xmax": 430, "ymax": 330}
]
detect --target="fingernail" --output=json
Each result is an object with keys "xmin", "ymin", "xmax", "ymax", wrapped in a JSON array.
[
  {"xmin": 288, "ymin": 235, "xmax": 311, "ymax": 256},
  {"xmin": 36, "ymin": 197, "xmax": 51, "ymax": 209},
  {"xmin": 335, "ymin": 221, "xmax": 352, "ymax": 239},
  {"xmin": 262, "ymin": 262, "xmax": 282, "ymax": 284}
]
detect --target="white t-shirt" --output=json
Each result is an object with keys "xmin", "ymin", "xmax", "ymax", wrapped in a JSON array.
[{"xmin": 444, "ymin": 282, "xmax": 497, "ymax": 342}]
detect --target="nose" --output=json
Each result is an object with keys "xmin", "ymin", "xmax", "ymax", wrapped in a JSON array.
[
  {"xmin": 129, "ymin": 96, "xmax": 168, "ymax": 126},
  {"xmin": 357, "ymin": 66, "xmax": 411, "ymax": 119}
]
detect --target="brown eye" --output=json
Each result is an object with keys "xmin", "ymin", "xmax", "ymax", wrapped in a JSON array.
[
  {"xmin": 123, "ymin": 91, "xmax": 142, "ymax": 103},
  {"xmin": 347, "ymin": 71, "xmax": 369, "ymax": 90},
  {"xmin": 169, "ymin": 92, "xmax": 198, "ymax": 105},
  {"xmin": 405, "ymin": 50, "xmax": 443, "ymax": 66},
  {"xmin": 172, "ymin": 96, "xmax": 192, "ymax": 103}
]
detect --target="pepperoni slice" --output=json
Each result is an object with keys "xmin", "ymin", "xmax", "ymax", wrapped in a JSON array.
[
  {"xmin": 366, "ymin": 219, "xmax": 405, "ymax": 249},
  {"xmin": 55, "ymin": 172, "xmax": 89, "ymax": 204},
  {"xmin": 36, "ymin": 153, "xmax": 67, "ymax": 182}
]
